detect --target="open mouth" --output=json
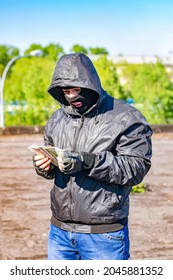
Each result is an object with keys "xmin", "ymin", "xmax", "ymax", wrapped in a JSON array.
[{"xmin": 71, "ymin": 102, "xmax": 83, "ymax": 108}]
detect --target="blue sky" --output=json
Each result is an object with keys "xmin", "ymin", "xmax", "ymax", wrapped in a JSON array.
[{"xmin": 0, "ymin": 0, "xmax": 173, "ymax": 56}]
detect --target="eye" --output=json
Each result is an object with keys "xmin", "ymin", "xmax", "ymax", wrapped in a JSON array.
[
  {"xmin": 74, "ymin": 88, "xmax": 81, "ymax": 94},
  {"xmin": 63, "ymin": 90, "xmax": 70, "ymax": 94}
]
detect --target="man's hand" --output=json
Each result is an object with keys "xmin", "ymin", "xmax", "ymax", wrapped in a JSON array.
[
  {"xmin": 33, "ymin": 154, "xmax": 51, "ymax": 171},
  {"xmin": 57, "ymin": 151, "xmax": 96, "ymax": 174},
  {"xmin": 57, "ymin": 152, "xmax": 82, "ymax": 173}
]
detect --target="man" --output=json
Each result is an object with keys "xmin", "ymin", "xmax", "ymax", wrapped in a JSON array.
[{"xmin": 33, "ymin": 52, "xmax": 152, "ymax": 260}]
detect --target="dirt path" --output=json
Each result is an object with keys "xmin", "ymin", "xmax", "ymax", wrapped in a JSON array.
[{"xmin": 0, "ymin": 133, "xmax": 173, "ymax": 260}]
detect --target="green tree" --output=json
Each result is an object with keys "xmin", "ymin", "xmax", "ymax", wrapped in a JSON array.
[
  {"xmin": 116, "ymin": 62, "xmax": 142, "ymax": 99},
  {"xmin": 70, "ymin": 44, "xmax": 88, "ymax": 54},
  {"xmin": 43, "ymin": 43, "xmax": 64, "ymax": 60},
  {"xmin": 131, "ymin": 62, "xmax": 173, "ymax": 124},
  {"xmin": 4, "ymin": 57, "xmax": 58, "ymax": 126},
  {"xmin": 93, "ymin": 55, "xmax": 124, "ymax": 99},
  {"xmin": 0, "ymin": 44, "xmax": 20, "ymax": 75},
  {"xmin": 89, "ymin": 47, "xmax": 109, "ymax": 55},
  {"xmin": 25, "ymin": 42, "xmax": 64, "ymax": 61},
  {"xmin": 24, "ymin": 43, "xmax": 43, "ymax": 55}
]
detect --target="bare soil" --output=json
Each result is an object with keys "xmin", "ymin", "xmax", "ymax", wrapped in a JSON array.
[{"xmin": 0, "ymin": 133, "xmax": 173, "ymax": 260}]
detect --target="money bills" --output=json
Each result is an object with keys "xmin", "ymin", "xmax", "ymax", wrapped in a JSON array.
[{"xmin": 28, "ymin": 144, "xmax": 71, "ymax": 166}]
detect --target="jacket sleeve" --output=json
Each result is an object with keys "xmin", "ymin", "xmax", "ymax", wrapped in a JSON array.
[{"xmin": 88, "ymin": 111, "xmax": 153, "ymax": 186}]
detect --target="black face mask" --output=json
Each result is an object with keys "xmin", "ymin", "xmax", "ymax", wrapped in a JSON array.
[{"xmin": 64, "ymin": 89, "xmax": 99, "ymax": 114}]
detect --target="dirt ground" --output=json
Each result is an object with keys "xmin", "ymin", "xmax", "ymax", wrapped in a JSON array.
[{"xmin": 0, "ymin": 133, "xmax": 173, "ymax": 260}]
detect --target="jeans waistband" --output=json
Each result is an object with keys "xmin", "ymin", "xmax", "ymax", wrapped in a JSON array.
[{"xmin": 51, "ymin": 215, "xmax": 126, "ymax": 233}]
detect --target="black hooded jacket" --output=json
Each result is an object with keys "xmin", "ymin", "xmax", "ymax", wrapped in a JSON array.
[{"xmin": 36, "ymin": 53, "xmax": 152, "ymax": 228}]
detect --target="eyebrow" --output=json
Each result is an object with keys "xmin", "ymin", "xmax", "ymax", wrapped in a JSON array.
[{"xmin": 62, "ymin": 88, "xmax": 81, "ymax": 91}]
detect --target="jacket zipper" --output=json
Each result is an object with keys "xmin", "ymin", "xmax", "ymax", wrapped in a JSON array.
[
  {"xmin": 73, "ymin": 115, "xmax": 84, "ymax": 151},
  {"xmin": 69, "ymin": 115, "xmax": 85, "ymax": 220}
]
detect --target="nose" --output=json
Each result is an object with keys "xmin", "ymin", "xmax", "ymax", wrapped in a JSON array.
[
  {"xmin": 65, "ymin": 92, "xmax": 77, "ymax": 98},
  {"xmin": 63, "ymin": 88, "xmax": 81, "ymax": 98}
]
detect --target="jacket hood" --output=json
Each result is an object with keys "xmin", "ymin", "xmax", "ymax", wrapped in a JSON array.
[{"xmin": 48, "ymin": 53, "xmax": 105, "ymax": 113}]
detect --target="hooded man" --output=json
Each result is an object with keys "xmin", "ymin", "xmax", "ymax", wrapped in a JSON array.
[{"xmin": 33, "ymin": 52, "xmax": 152, "ymax": 260}]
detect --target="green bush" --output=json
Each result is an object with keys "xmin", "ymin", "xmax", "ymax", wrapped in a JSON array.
[
  {"xmin": 131, "ymin": 182, "xmax": 146, "ymax": 193},
  {"xmin": 2, "ymin": 54, "xmax": 173, "ymax": 126}
]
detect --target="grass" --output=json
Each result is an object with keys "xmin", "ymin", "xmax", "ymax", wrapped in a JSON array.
[{"xmin": 131, "ymin": 182, "xmax": 147, "ymax": 193}]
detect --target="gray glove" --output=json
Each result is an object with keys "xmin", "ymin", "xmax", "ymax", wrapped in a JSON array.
[{"xmin": 60, "ymin": 151, "xmax": 96, "ymax": 174}]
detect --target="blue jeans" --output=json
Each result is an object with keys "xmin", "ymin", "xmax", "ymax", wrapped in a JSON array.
[{"xmin": 48, "ymin": 223, "xmax": 130, "ymax": 260}]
